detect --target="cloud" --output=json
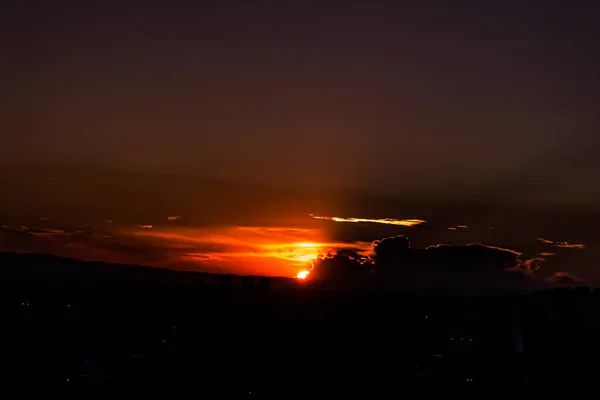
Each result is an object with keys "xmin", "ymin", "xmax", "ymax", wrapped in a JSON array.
[
  {"xmin": 370, "ymin": 235, "xmax": 521, "ymax": 270},
  {"xmin": 104, "ymin": 220, "xmax": 114, "ymax": 224},
  {"xmin": 168, "ymin": 216, "xmax": 181, "ymax": 221},
  {"xmin": 2, "ymin": 225, "xmax": 29, "ymax": 232},
  {"xmin": 311, "ymin": 214, "xmax": 426, "ymax": 227},
  {"xmin": 2, "ymin": 225, "xmax": 69, "ymax": 236},
  {"xmin": 1, "ymin": 219, "xmax": 587, "ymax": 291},
  {"xmin": 309, "ymin": 235, "xmax": 526, "ymax": 291},
  {"xmin": 0, "ymin": 223, "xmax": 169, "ymax": 267},
  {"xmin": 537, "ymin": 237, "xmax": 585, "ymax": 249},
  {"xmin": 129, "ymin": 225, "xmax": 372, "ymax": 277},
  {"xmin": 139, "ymin": 224, "xmax": 154, "ymax": 229},
  {"xmin": 310, "ymin": 252, "xmax": 372, "ymax": 282},
  {"xmin": 507, "ymin": 257, "xmax": 545, "ymax": 276},
  {"xmin": 546, "ymin": 272, "xmax": 584, "ymax": 285},
  {"xmin": 182, "ymin": 253, "xmax": 211, "ymax": 259}
]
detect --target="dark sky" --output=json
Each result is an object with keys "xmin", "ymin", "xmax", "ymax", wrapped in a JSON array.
[
  {"xmin": 2, "ymin": 0, "xmax": 600, "ymax": 201},
  {"xmin": 1, "ymin": 1, "xmax": 600, "ymax": 290}
]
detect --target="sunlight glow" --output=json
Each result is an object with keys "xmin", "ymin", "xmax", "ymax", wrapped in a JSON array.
[
  {"xmin": 296, "ymin": 270, "xmax": 310, "ymax": 279},
  {"xmin": 129, "ymin": 226, "xmax": 372, "ymax": 276}
]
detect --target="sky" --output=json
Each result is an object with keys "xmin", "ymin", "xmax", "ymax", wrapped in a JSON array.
[{"xmin": 1, "ymin": 0, "xmax": 600, "ymax": 292}]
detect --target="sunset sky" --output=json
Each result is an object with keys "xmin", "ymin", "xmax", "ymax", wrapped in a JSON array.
[{"xmin": 1, "ymin": 0, "xmax": 599, "ymax": 292}]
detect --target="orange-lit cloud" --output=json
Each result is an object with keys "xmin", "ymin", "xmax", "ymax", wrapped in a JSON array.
[
  {"xmin": 311, "ymin": 214, "xmax": 426, "ymax": 227},
  {"xmin": 139, "ymin": 224, "xmax": 154, "ymax": 229},
  {"xmin": 457, "ymin": 225, "xmax": 468, "ymax": 229},
  {"xmin": 508, "ymin": 257, "xmax": 545, "ymax": 276},
  {"xmin": 168, "ymin": 216, "xmax": 181, "ymax": 221},
  {"xmin": 130, "ymin": 225, "xmax": 372, "ymax": 277},
  {"xmin": 29, "ymin": 228, "xmax": 68, "ymax": 237},
  {"xmin": 447, "ymin": 227, "xmax": 457, "ymax": 231},
  {"xmin": 537, "ymin": 237, "xmax": 585, "ymax": 249},
  {"xmin": 2, "ymin": 225, "xmax": 29, "ymax": 232},
  {"xmin": 546, "ymin": 272, "xmax": 584, "ymax": 284},
  {"xmin": 104, "ymin": 220, "xmax": 114, "ymax": 224}
]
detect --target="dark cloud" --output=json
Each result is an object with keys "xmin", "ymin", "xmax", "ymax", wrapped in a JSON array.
[
  {"xmin": 310, "ymin": 250, "xmax": 372, "ymax": 282},
  {"xmin": 507, "ymin": 257, "xmax": 545, "ymax": 277},
  {"xmin": 0, "ymin": 223, "xmax": 171, "ymax": 267},
  {"xmin": 183, "ymin": 253, "xmax": 210, "ymax": 259},
  {"xmin": 546, "ymin": 272, "xmax": 584, "ymax": 285},
  {"xmin": 310, "ymin": 235, "xmax": 531, "ymax": 292},
  {"xmin": 371, "ymin": 235, "xmax": 521, "ymax": 271}
]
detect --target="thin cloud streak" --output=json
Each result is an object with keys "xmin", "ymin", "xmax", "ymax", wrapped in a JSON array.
[
  {"xmin": 311, "ymin": 214, "xmax": 426, "ymax": 227},
  {"xmin": 537, "ymin": 237, "xmax": 586, "ymax": 249}
]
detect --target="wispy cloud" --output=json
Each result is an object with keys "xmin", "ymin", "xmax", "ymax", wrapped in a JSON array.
[
  {"xmin": 537, "ymin": 237, "xmax": 585, "ymax": 249},
  {"xmin": 448, "ymin": 225, "xmax": 468, "ymax": 230},
  {"xmin": 139, "ymin": 224, "xmax": 154, "ymax": 229},
  {"xmin": 183, "ymin": 253, "xmax": 210, "ymax": 259},
  {"xmin": 507, "ymin": 257, "xmax": 545, "ymax": 276},
  {"xmin": 168, "ymin": 216, "xmax": 181, "ymax": 221},
  {"xmin": 104, "ymin": 220, "xmax": 114, "ymax": 224},
  {"xmin": 2, "ymin": 225, "xmax": 29, "ymax": 232},
  {"xmin": 130, "ymin": 225, "xmax": 372, "ymax": 276},
  {"xmin": 310, "ymin": 214, "xmax": 426, "ymax": 227}
]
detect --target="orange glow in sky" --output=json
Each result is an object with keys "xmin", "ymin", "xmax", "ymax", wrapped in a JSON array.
[
  {"xmin": 296, "ymin": 270, "xmax": 310, "ymax": 279},
  {"xmin": 129, "ymin": 225, "xmax": 371, "ymax": 277}
]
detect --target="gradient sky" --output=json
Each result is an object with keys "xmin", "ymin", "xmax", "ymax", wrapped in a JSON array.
[
  {"xmin": 3, "ymin": 0, "xmax": 600, "ymax": 200},
  {"xmin": 1, "ymin": 1, "xmax": 600, "ymax": 291}
]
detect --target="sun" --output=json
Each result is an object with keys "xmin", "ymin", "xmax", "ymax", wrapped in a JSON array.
[{"xmin": 296, "ymin": 270, "xmax": 310, "ymax": 280}]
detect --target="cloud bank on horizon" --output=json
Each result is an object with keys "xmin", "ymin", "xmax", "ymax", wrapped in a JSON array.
[{"xmin": 0, "ymin": 213, "xmax": 587, "ymax": 292}]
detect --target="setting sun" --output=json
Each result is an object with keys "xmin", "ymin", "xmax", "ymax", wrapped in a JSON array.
[{"xmin": 296, "ymin": 270, "xmax": 310, "ymax": 280}]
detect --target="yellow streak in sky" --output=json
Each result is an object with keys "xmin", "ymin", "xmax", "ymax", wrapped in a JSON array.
[{"xmin": 311, "ymin": 215, "xmax": 425, "ymax": 227}]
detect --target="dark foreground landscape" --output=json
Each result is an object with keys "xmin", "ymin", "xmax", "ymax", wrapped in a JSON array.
[{"xmin": 1, "ymin": 252, "xmax": 599, "ymax": 393}]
